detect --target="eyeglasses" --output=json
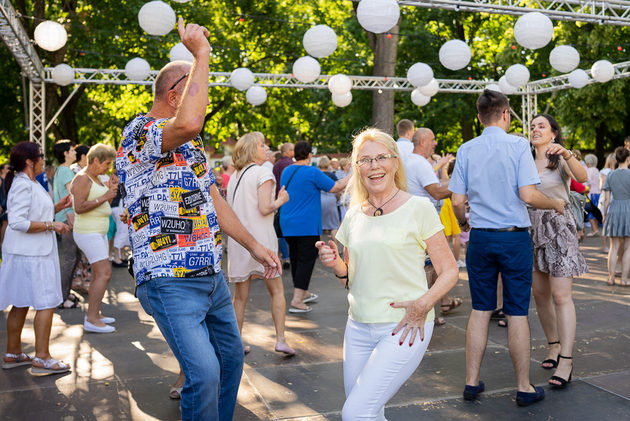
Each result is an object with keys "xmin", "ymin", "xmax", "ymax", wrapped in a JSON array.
[
  {"xmin": 356, "ymin": 153, "xmax": 397, "ymax": 167},
  {"xmin": 169, "ymin": 72, "xmax": 190, "ymax": 91}
]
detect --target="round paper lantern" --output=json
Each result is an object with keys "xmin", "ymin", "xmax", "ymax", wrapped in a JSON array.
[
  {"xmin": 568, "ymin": 69, "xmax": 589, "ymax": 89},
  {"xmin": 499, "ymin": 76, "xmax": 518, "ymax": 95},
  {"xmin": 505, "ymin": 64, "xmax": 530, "ymax": 87},
  {"xmin": 34, "ymin": 21, "xmax": 67, "ymax": 52},
  {"xmin": 407, "ymin": 63, "xmax": 433, "ymax": 88},
  {"xmin": 138, "ymin": 1, "xmax": 176, "ymax": 36},
  {"xmin": 418, "ymin": 78, "xmax": 439, "ymax": 97},
  {"xmin": 52, "ymin": 64, "xmax": 74, "ymax": 86},
  {"xmin": 356, "ymin": 0, "xmax": 400, "ymax": 34},
  {"xmin": 171, "ymin": 0, "xmax": 192, "ymax": 2},
  {"xmin": 125, "ymin": 58, "xmax": 151, "ymax": 80},
  {"xmin": 246, "ymin": 86, "xmax": 267, "ymax": 106},
  {"xmin": 328, "ymin": 74, "xmax": 352, "ymax": 95},
  {"xmin": 514, "ymin": 12, "xmax": 554, "ymax": 50},
  {"xmin": 549, "ymin": 45, "xmax": 580, "ymax": 73},
  {"xmin": 332, "ymin": 92, "xmax": 352, "ymax": 107},
  {"xmin": 410, "ymin": 89, "xmax": 430, "ymax": 107},
  {"xmin": 302, "ymin": 25, "xmax": 337, "ymax": 58},
  {"xmin": 292, "ymin": 56, "xmax": 321, "ymax": 83},
  {"xmin": 486, "ymin": 83, "xmax": 501, "ymax": 93},
  {"xmin": 230, "ymin": 68, "xmax": 255, "ymax": 91},
  {"xmin": 439, "ymin": 40, "xmax": 471, "ymax": 71},
  {"xmin": 169, "ymin": 43, "xmax": 193, "ymax": 62},
  {"xmin": 591, "ymin": 60, "xmax": 615, "ymax": 83}
]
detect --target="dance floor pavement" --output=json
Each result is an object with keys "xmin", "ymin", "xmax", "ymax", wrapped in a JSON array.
[{"xmin": 0, "ymin": 234, "xmax": 629, "ymax": 420}]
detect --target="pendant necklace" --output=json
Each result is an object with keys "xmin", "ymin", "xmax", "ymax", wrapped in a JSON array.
[{"xmin": 367, "ymin": 188, "xmax": 400, "ymax": 216}]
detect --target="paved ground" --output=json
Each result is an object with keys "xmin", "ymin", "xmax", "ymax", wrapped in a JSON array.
[{"xmin": 1, "ymin": 234, "xmax": 629, "ymax": 420}]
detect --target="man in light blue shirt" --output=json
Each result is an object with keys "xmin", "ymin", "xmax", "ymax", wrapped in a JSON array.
[
  {"xmin": 395, "ymin": 118, "xmax": 414, "ymax": 161},
  {"xmin": 449, "ymin": 89, "xmax": 565, "ymax": 407}
]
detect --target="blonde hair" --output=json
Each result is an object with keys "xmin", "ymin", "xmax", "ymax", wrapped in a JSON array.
[
  {"xmin": 339, "ymin": 157, "xmax": 349, "ymax": 168},
  {"xmin": 347, "ymin": 128, "xmax": 407, "ymax": 209},
  {"xmin": 318, "ymin": 156, "xmax": 330, "ymax": 169},
  {"xmin": 86, "ymin": 143, "xmax": 116, "ymax": 164},
  {"xmin": 604, "ymin": 153, "xmax": 616, "ymax": 170},
  {"xmin": 232, "ymin": 132, "xmax": 264, "ymax": 170}
]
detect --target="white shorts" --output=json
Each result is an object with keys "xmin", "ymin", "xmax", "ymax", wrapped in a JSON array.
[{"xmin": 74, "ymin": 232, "xmax": 109, "ymax": 264}]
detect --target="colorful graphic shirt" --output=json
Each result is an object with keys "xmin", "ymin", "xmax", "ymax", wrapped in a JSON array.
[{"xmin": 116, "ymin": 113, "xmax": 221, "ymax": 286}]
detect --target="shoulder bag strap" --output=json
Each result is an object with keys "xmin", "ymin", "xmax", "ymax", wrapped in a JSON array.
[
  {"xmin": 557, "ymin": 164, "xmax": 572, "ymax": 199},
  {"xmin": 276, "ymin": 166, "xmax": 302, "ymax": 216},
  {"xmin": 231, "ymin": 164, "xmax": 256, "ymax": 203}
]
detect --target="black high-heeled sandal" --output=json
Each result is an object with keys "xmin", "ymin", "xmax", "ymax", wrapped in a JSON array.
[
  {"xmin": 541, "ymin": 341, "xmax": 560, "ymax": 369},
  {"xmin": 549, "ymin": 355, "xmax": 573, "ymax": 389}
]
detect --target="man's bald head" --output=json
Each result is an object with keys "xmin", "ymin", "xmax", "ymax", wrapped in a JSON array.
[
  {"xmin": 411, "ymin": 128, "xmax": 437, "ymax": 158},
  {"xmin": 411, "ymin": 128, "xmax": 434, "ymax": 146},
  {"xmin": 153, "ymin": 61, "xmax": 192, "ymax": 100}
]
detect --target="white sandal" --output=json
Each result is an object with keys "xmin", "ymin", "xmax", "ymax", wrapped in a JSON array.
[
  {"xmin": 2, "ymin": 352, "xmax": 33, "ymax": 369},
  {"xmin": 31, "ymin": 357, "xmax": 71, "ymax": 375}
]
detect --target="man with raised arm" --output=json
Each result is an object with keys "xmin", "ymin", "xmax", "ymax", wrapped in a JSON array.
[
  {"xmin": 116, "ymin": 19, "xmax": 280, "ymax": 421},
  {"xmin": 449, "ymin": 89, "xmax": 565, "ymax": 407}
]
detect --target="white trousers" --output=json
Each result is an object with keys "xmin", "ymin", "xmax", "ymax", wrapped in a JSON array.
[
  {"xmin": 342, "ymin": 317, "xmax": 434, "ymax": 421},
  {"xmin": 111, "ymin": 206, "xmax": 130, "ymax": 249}
]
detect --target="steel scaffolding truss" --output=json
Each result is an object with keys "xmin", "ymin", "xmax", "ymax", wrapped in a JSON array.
[
  {"xmin": 396, "ymin": 0, "xmax": 630, "ymax": 26},
  {"xmin": 0, "ymin": 0, "xmax": 43, "ymax": 81}
]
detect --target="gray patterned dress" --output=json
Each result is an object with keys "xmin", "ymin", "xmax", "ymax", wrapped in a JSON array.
[{"xmin": 602, "ymin": 168, "xmax": 630, "ymax": 237}]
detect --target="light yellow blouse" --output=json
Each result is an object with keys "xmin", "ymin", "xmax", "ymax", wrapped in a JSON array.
[
  {"xmin": 73, "ymin": 175, "xmax": 112, "ymax": 235},
  {"xmin": 336, "ymin": 196, "xmax": 443, "ymax": 324}
]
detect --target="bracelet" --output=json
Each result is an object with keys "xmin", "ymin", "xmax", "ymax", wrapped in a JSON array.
[
  {"xmin": 458, "ymin": 220, "xmax": 467, "ymax": 227},
  {"xmin": 334, "ymin": 261, "xmax": 350, "ymax": 289},
  {"xmin": 564, "ymin": 151, "xmax": 574, "ymax": 160}
]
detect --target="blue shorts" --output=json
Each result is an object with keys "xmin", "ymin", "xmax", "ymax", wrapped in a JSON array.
[{"xmin": 466, "ymin": 229, "xmax": 533, "ymax": 316}]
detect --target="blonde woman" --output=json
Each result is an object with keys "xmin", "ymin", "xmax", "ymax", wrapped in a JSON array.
[
  {"xmin": 226, "ymin": 132, "xmax": 294, "ymax": 355},
  {"xmin": 316, "ymin": 129, "xmax": 458, "ymax": 419},
  {"xmin": 71, "ymin": 144, "xmax": 118, "ymax": 334}
]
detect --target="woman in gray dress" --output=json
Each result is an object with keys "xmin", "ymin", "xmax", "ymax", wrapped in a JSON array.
[
  {"xmin": 528, "ymin": 114, "xmax": 588, "ymax": 390},
  {"xmin": 602, "ymin": 146, "xmax": 630, "ymax": 286}
]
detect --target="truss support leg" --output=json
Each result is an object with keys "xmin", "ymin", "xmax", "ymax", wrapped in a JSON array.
[{"xmin": 29, "ymin": 80, "xmax": 46, "ymax": 154}]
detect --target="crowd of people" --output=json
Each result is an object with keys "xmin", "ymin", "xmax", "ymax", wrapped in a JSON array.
[{"xmin": 1, "ymin": 18, "xmax": 629, "ymax": 421}]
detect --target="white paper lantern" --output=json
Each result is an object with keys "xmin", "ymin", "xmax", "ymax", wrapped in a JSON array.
[
  {"xmin": 138, "ymin": 1, "xmax": 176, "ymax": 36},
  {"xmin": 549, "ymin": 46, "xmax": 580, "ymax": 73},
  {"xmin": 171, "ymin": 0, "xmax": 192, "ymax": 2},
  {"xmin": 514, "ymin": 12, "xmax": 554, "ymax": 50},
  {"xmin": 246, "ymin": 86, "xmax": 267, "ymax": 106},
  {"xmin": 356, "ymin": 0, "xmax": 400, "ymax": 34},
  {"xmin": 292, "ymin": 56, "xmax": 321, "ymax": 83},
  {"xmin": 169, "ymin": 43, "xmax": 193, "ymax": 62},
  {"xmin": 418, "ymin": 78, "xmax": 439, "ymax": 97},
  {"xmin": 332, "ymin": 92, "xmax": 352, "ymax": 107},
  {"xmin": 410, "ymin": 89, "xmax": 430, "ymax": 107},
  {"xmin": 52, "ymin": 64, "xmax": 74, "ymax": 86},
  {"xmin": 34, "ymin": 21, "xmax": 68, "ymax": 52},
  {"xmin": 499, "ymin": 76, "xmax": 518, "ymax": 95},
  {"xmin": 505, "ymin": 64, "xmax": 530, "ymax": 87},
  {"xmin": 407, "ymin": 63, "xmax": 433, "ymax": 88},
  {"xmin": 591, "ymin": 60, "xmax": 615, "ymax": 83},
  {"xmin": 328, "ymin": 74, "xmax": 352, "ymax": 95},
  {"xmin": 302, "ymin": 25, "xmax": 337, "ymax": 58},
  {"xmin": 486, "ymin": 83, "xmax": 501, "ymax": 93},
  {"xmin": 439, "ymin": 40, "xmax": 471, "ymax": 71},
  {"xmin": 568, "ymin": 69, "xmax": 589, "ymax": 89},
  {"xmin": 230, "ymin": 68, "xmax": 255, "ymax": 91},
  {"xmin": 125, "ymin": 58, "xmax": 151, "ymax": 80}
]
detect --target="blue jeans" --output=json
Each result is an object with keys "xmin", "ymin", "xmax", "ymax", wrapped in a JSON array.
[
  {"xmin": 137, "ymin": 273, "xmax": 243, "ymax": 421},
  {"xmin": 278, "ymin": 237, "xmax": 290, "ymax": 260}
]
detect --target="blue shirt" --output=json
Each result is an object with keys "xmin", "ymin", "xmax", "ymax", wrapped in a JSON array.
[
  {"xmin": 279, "ymin": 164, "xmax": 335, "ymax": 236},
  {"xmin": 116, "ymin": 114, "xmax": 221, "ymax": 285},
  {"xmin": 448, "ymin": 126, "xmax": 540, "ymax": 228}
]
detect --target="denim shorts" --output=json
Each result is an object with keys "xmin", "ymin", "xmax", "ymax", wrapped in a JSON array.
[{"xmin": 466, "ymin": 229, "xmax": 533, "ymax": 316}]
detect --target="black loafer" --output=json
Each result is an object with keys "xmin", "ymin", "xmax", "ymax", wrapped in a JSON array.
[
  {"xmin": 463, "ymin": 380, "xmax": 485, "ymax": 400},
  {"xmin": 516, "ymin": 384, "xmax": 545, "ymax": 406}
]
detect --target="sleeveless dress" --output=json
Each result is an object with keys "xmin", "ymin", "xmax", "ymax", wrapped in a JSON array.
[{"xmin": 527, "ymin": 166, "xmax": 588, "ymax": 277}]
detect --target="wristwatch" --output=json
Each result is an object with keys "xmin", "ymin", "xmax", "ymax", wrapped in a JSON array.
[{"xmin": 564, "ymin": 151, "xmax": 574, "ymax": 160}]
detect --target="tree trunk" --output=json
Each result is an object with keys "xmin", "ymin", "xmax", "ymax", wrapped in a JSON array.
[
  {"xmin": 460, "ymin": 118, "xmax": 474, "ymax": 143},
  {"xmin": 595, "ymin": 122, "xmax": 608, "ymax": 165},
  {"xmin": 370, "ymin": 26, "xmax": 399, "ymax": 135}
]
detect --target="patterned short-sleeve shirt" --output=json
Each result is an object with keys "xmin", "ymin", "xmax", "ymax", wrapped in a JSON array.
[{"xmin": 116, "ymin": 113, "xmax": 221, "ymax": 286}]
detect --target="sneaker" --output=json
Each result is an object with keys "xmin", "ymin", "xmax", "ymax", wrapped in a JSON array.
[
  {"xmin": 456, "ymin": 260, "xmax": 466, "ymax": 268},
  {"xmin": 463, "ymin": 380, "xmax": 485, "ymax": 400}
]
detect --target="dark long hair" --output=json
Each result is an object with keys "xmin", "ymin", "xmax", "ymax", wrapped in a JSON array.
[
  {"xmin": 5, "ymin": 141, "xmax": 41, "ymax": 193},
  {"xmin": 532, "ymin": 114, "xmax": 563, "ymax": 170}
]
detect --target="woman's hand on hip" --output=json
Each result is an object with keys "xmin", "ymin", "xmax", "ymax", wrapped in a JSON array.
[
  {"xmin": 390, "ymin": 298, "xmax": 432, "ymax": 346},
  {"xmin": 315, "ymin": 240, "xmax": 339, "ymax": 268}
]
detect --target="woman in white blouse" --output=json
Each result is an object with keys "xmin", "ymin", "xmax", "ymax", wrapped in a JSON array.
[
  {"xmin": 226, "ymin": 132, "xmax": 294, "ymax": 355},
  {"xmin": 0, "ymin": 142, "xmax": 72, "ymax": 374}
]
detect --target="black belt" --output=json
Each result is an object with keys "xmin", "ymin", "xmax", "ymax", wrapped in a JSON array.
[{"xmin": 472, "ymin": 227, "xmax": 528, "ymax": 232}]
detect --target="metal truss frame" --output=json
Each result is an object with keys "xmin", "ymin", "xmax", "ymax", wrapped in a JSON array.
[
  {"xmin": 28, "ymin": 80, "xmax": 45, "ymax": 150},
  {"xmin": 0, "ymin": 0, "xmax": 43, "ymax": 81},
  {"xmin": 396, "ymin": 0, "xmax": 630, "ymax": 26}
]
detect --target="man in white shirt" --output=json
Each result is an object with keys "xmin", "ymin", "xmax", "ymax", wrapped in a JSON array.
[
  {"xmin": 404, "ymin": 127, "xmax": 462, "ymax": 324},
  {"xmin": 395, "ymin": 119, "xmax": 414, "ymax": 161}
]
